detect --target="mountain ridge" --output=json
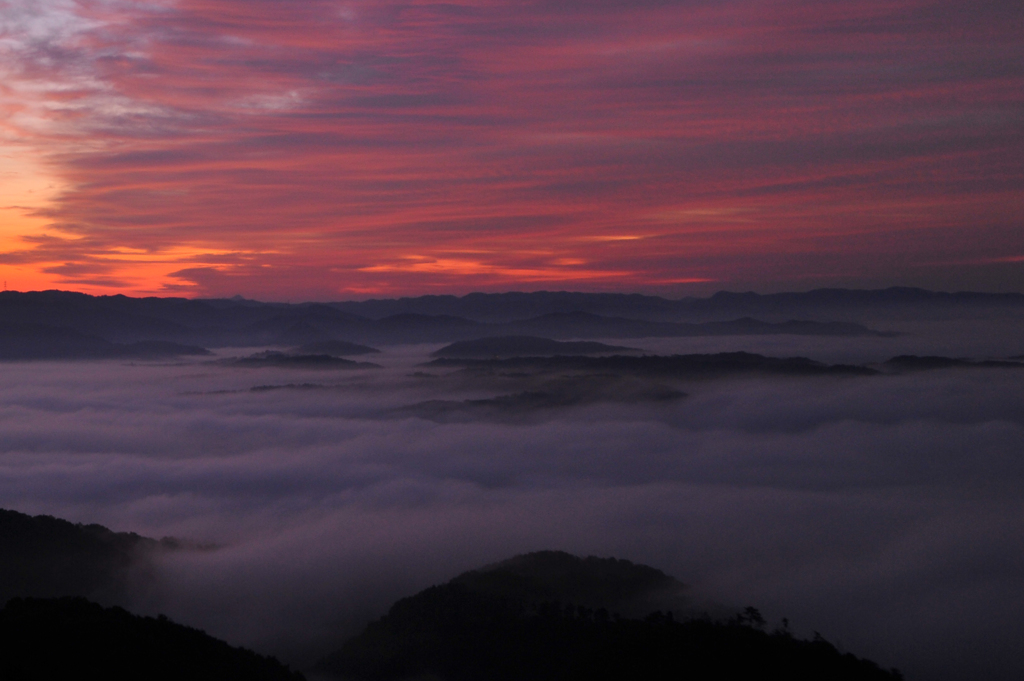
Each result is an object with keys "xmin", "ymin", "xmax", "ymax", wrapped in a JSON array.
[
  {"xmin": 316, "ymin": 551, "xmax": 902, "ymax": 681},
  {"xmin": 0, "ymin": 287, "xmax": 1016, "ymax": 352}
]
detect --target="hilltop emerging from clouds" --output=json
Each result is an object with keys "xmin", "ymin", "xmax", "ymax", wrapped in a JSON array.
[{"xmin": 0, "ymin": 286, "xmax": 1021, "ymax": 680}]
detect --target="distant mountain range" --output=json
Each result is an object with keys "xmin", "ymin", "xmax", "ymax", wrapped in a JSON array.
[
  {"xmin": 0, "ymin": 286, "xmax": 1020, "ymax": 357},
  {"xmin": 0, "ymin": 322, "xmax": 210, "ymax": 360},
  {"xmin": 3, "ymin": 288, "xmax": 990, "ymax": 356},
  {"xmin": 327, "ymin": 287, "xmax": 1024, "ymax": 322}
]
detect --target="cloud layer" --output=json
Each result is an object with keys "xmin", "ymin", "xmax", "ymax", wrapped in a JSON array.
[
  {"xmin": 1, "ymin": 327, "xmax": 1023, "ymax": 678},
  {"xmin": 1, "ymin": 0, "xmax": 1022, "ymax": 296}
]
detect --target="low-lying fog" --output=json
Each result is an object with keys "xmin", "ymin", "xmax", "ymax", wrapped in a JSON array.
[{"xmin": 1, "ymin": 320, "xmax": 1022, "ymax": 681}]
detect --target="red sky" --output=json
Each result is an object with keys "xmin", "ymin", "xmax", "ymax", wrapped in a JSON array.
[{"xmin": 1, "ymin": 0, "xmax": 1022, "ymax": 299}]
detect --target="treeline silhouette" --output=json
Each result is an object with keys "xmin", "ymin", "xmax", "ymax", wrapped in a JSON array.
[
  {"xmin": 0, "ymin": 508, "xmax": 171, "ymax": 604},
  {"xmin": 0, "ymin": 597, "xmax": 303, "ymax": 680},
  {"xmin": 1, "ymin": 511, "xmax": 908, "ymax": 681},
  {"xmin": 319, "ymin": 552, "xmax": 901, "ymax": 681}
]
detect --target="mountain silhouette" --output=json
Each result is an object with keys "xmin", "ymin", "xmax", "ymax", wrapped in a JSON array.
[
  {"xmin": 0, "ymin": 508, "xmax": 178, "ymax": 606},
  {"xmin": 0, "ymin": 323, "xmax": 209, "ymax": 360},
  {"xmin": 0, "ymin": 597, "xmax": 303, "ymax": 681},
  {"xmin": 0, "ymin": 289, "xmax": 933, "ymax": 348},
  {"xmin": 317, "ymin": 551, "xmax": 901, "ymax": 681}
]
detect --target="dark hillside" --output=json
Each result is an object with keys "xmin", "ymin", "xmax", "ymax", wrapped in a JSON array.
[
  {"xmin": 318, "ymin": 551, "xmax": 901, "ymax": 681},
  {"xmin": 0, "ymin": 597, "xmax": 303, "ymax": 681},
  {"xmin": 0, "ymin": 509, "xmax": 169, "ymax": 605}
]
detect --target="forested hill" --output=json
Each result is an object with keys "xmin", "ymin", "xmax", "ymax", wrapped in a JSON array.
[
  {"xmin": 0, "ymin": 508, "xmax": 175, "ymax": 605},
  {"xmin": 0, "ymin": 597, "xmax": 304, "ymax": 681},
  {"xmin": 318, "ymin": 551, "xmax": 902, "ymax": 681}
]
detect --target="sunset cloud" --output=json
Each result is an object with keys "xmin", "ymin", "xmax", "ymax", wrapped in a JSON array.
[{"xmin": 1, "ymin": 0, "xmax": 1021, "ymax": 297}]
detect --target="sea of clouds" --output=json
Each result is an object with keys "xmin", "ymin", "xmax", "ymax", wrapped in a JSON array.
[{"xmin": 1, "ymin": 321, "xmax": 1022, "ymax": 680}]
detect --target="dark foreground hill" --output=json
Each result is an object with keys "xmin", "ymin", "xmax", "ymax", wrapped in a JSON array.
[
  {"xmin": 0, "ymin": 508, "xmax": 176, "ymax": 605},
  {"xmin": 0, "ymin": 597, "xmax": 304, "ymax": 681},
  {"xmin": 317, "ymin": 551, "xmax": 901, "ymax": 681},
  {"xmin": 449, "ymin": 551, "xmax": 692, "ymax": 616}
]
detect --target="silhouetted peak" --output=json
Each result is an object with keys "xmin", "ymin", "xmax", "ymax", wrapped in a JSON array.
[
  {"xmin": 455, "ymin": 551, "xmax": 684, "ymax": 609},
  {"xmin": 318, "ymin": 551, "xmax": 901, "ymax": 681},
  {"xmin": 0, "ymin": 597, "xmax": 304, "ymax": 680}
]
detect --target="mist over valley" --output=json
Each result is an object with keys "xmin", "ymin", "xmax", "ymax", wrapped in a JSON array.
[
  {"xmin": 1, "ymin": 289, "xmax": 1022, "ymax": 679},
  {"xmin": 4, "ymin": 0, "xmax": 1021, "ymax": 673}
]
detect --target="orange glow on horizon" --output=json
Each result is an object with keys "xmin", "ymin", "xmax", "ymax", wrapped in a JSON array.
[{"xmin": 0, "ymin": 0, "xmax": 1019, "ymax": 299}]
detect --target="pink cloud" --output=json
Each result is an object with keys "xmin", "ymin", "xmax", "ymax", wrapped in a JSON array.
[{"xmin": 2, "ymin": 0, "xmax": 1021, "ymax": 297}]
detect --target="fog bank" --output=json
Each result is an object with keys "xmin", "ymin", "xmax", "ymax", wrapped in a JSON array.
[{"xmin": 0, "ymin": 325, "xmax": 1022, "ymax": 679}]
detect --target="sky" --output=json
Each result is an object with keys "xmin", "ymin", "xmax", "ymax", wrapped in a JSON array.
[{"xmin": 1, "ymin": 0, "xmax": 1022, "ymax": 299}]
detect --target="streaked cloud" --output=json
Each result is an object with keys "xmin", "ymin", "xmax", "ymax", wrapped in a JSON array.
[{"xmin": 0, "ymin": 0, "xmax": 1021, "ymax": 297}]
